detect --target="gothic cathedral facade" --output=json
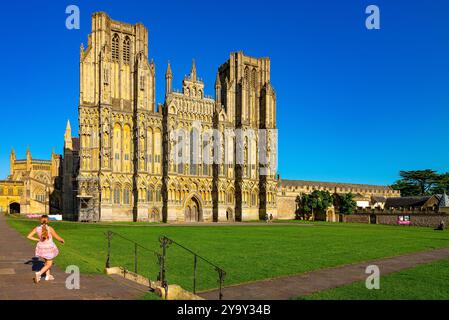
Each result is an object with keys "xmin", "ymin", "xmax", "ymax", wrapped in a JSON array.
[{"xmin": 62, "ymin": 12, "xmax": 277, "ymax": 222}]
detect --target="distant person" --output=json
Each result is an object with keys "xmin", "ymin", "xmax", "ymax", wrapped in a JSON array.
[
  {"xmin": 435, "ymin": 220, "xmax": 445, "ymax": 231},
  {"xmin": 265, "ymin": 214, "xmax": 269, "ymax": 223},
  {"xmin": 27, "ymin": 215, "xmax": 65, "ymax": 283},
  {"xmin": 270, "ymin": 214, "xmax": 274, "ymax": 223}
]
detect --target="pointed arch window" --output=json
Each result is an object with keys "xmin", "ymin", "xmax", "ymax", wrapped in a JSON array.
[
  {"xmin": 251, "ymin": 69, "xmax": 257, "ymax": 88},
  {"xmin": 112, "ymin": 34, "xmax": 120, "ymax": 62},
  {"xmin": 123, "ymin": 187, "xmax": 131, "ymax": 204},
  {"xmin": 113, "ymin": 187, "xmax": 121, "ymax": 204},
  {"xmin": 123, "ymin": 37, "xmax": 131, "ymax": 64}
]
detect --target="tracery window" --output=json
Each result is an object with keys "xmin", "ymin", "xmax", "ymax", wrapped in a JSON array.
[
  {"xmin": 113, "ymin": 187, "xmax": 120, "ymax": 204},
  {"xmin": 147, "ymin": 189, "xmax": 154, "ymax": 202},
  {"xmin": 123, "ymin": 188, "xmax": 130, "ymax": 204},
  {"xmin": 112, "ymin": 34, "xmax": 120, "ymax": 62},
  {"xmin": 123, "ymin": 37, "xmax": 130, "ymax": 64},
  {"xmin": 156, "ymin": 187, "xmax": 162, "ymax": 202}
]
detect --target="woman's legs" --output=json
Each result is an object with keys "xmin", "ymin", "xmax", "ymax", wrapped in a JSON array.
[{"xmin": 37, "ymin": 259, "xmax": 53, "ymax": 276}]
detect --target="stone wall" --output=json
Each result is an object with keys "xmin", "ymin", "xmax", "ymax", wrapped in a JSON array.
[
  {"xmin": 342, "ymin": 214, "xmax": 370, "ymax": 224},
  {"xmin": 277, "ymin": 195, "xmax": 296, "ymax": 220},
  {"xmin": 343, "ymin": 213, "xmax": 449, "ymax": 228}
]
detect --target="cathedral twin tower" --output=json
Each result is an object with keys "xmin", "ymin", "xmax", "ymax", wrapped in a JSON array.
[{"xmin": 62, "ymin": 12, "xmax": 278, "ymax": 222}]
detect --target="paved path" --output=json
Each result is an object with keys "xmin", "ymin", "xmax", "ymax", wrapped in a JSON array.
[
  {"xmin": 0, "ymin": 214, "xmax": 149, "ymax": 300},
  {"xmin": 199, "ymin": 247, "xmax": 449, "ymax": 300}
]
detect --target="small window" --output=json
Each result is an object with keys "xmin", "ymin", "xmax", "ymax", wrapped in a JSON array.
[{"xmin": 140, "ymin": 75, "xmax": 145, "ymax": 91}]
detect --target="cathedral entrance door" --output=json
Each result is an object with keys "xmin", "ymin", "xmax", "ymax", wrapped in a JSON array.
[
  {"xmin": 184, "ymin": 197, "xmax": 201, "ymax": 222},
  {"xmin": 226, "ymin": 208, "xmax": 234, "ymax": 222}
]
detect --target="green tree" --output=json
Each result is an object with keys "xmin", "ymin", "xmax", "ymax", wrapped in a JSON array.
[
  {"xmin": 335, "ymin": 193, "xmax": 357, "ymax": 215},
  {"xmin": 432, "ymin": 173, "xmax": 449, "ymax": 194},
  {"xmin": 298, "ymin": 190, "xmax": 333, "ymax": 221},
  {"xmin": 392, "ymin": 170, "xmax": 439, "ymax": 196}
]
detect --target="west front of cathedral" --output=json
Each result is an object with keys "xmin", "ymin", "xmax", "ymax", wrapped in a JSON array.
[{"xmin": 61, "ymin": 12, "xmax": 278, "ymax": 222}]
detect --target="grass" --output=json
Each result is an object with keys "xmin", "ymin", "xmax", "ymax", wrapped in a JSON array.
[
  {"xmin": 299, "ymin": 258, "xmax": 449, "ymax": 300},
  {"xmin": 7, "ymin": 217, "xmax": 449, "ymax": 293}
]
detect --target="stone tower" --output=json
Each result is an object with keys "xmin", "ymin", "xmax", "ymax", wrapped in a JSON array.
[
  {"xmin": 78, "ymin": 12, "xmax": 162, "ymax": 222},
  {"xmin": 217, "ymin": 52, "xmax": 278, "ymax": 220}
]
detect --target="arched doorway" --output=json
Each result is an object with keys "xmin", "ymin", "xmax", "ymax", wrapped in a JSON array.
[
  {"xmin": 226, "ymin": 208, "xmax": 234, "ymax": 222},
  {"xmin": 149, "ymin": 208, "xmax": 160, "ymax": 223},
  {"xmin": 9, "ymin": 202, "xmax": 20, "ymax": 214},
  {"xmin": 184, "ymin": 196, "xmax": 201, "ymax": 222}
]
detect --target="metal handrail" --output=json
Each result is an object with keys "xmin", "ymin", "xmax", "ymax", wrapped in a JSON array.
[
  {"xmin": 105, "ymin": 231, "xmax": 161, "ymax": 281},
  {"xmin": 159, "ymin": 236, "xmax": 227, "ymax": 300},
  {"xmin": 104, "ymin": 231, "xmax": 227, "ymax": 300}
]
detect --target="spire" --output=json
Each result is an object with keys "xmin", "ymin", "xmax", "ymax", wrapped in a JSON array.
[
  {"xmin": 165, "ymin": 61, "xmax": 173, "ymax": 96},
  {"xmin": 26, "ymin": 145, "xmax": 32, "ymax": 162},
  {"xmin": 64, "ymin": 120, "xmax": 73, "ymax": 150},
  {"xmin": 10, "ymin": 148, "xmax": 15, "ymax": 159},
  {"xmin": 215, "ymin": 72, "xmax": 221, "ymax": 104},
  {"xmin": 215, "ymin": 72, "xmax": 221, "ymax": 88},
  {"xmin": 65, "ymin": 120, "xmax": 72, "ymax": 140},
  {"xmin": 165, "ymin": 61, "xmax": 172, "ymax": 78},
  {"xmin": 190, "ymin": 59, "xmax": 197, "ymax": 81}
]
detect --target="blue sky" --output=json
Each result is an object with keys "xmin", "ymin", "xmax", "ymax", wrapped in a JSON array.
[{"xmin": 0, "ymin": 0, "xmax": 448, "ymax": 185}]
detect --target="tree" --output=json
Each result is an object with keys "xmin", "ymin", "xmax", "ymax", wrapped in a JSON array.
[
  {"xmin": 298, "ymin": 190, "xmax": 333, "ymax": 221},
  {"xmin": 432, "ymin": 173, "xmax": 449, "ymax": 194},
  {"xmin": 392, "ymin": 170, "xmax": 439, "ymax": 196},
  {"xmin": 336, "ymin": 193, "xmax": 357, "ymax": 215}
]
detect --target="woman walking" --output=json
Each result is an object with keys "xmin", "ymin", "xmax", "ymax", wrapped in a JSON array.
[{"xmin": 27, "ymin": 215, "xmax": 65, "ymax": 283}]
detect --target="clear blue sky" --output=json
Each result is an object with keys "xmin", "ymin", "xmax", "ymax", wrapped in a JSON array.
[{"xmin": 0, "ymin": 0, "xmax": 448, "ymax": 185}]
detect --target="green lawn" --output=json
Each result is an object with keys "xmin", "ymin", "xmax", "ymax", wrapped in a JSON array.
[
  {"xmin": 300, "ymin": 258, "xmax": 449, "ymax": 300},
  {"xmin": 7, "ymin": 217, "xmax": 449, "ymax": 293}
]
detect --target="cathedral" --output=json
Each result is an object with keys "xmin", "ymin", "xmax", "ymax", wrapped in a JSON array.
[
  {"xmin": 62, "ymin": 12, "xmax": 278, "ymax": 222},
  {"xmin": 0, "ymin": 12, "xmax": 399, "ymax": 223}
]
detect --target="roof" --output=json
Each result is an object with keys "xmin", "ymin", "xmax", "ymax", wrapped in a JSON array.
[
  {"xmin": 436, "ymin": 193, "xmax": 449, "ymax": 208},
  {"xmin": 385, "ymin": 196, "xmax": 431, "ymax": 208},
  {"xmin": 280, "ymin": 179, "xmax": 394, "ymax": 191},
  {"xmin": 372, "ymin": 195, "xmax": 387, "ymax": 203}
]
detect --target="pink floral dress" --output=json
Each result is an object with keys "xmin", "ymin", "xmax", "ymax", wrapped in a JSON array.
[{"xmin": 35, "ymin": 225, "xmax": 59, "ymax": 260}]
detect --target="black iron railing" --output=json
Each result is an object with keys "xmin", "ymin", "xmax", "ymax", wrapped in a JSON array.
[
  {"xmin": 105, "ymin": 231, "xmax": 227, "ymax": 300},
  {"xmin": 105, "ymin": 231, "xmax": 161, "ymax": 286},
  {"xmin": 159, "ymin": 236, "xmax": 227, "ymax": 300}
]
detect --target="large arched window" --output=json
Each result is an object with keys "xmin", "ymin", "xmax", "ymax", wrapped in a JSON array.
[
  {"xmin": 154, "ymin": 128, "xmax": 162, "ymax": 174},
  {"xmin": 147, "ymin": 188, "xmax": 154, "ymax": 203},
  {"xmin": 123, "ymin": 187, "xmax": 131, "ymax": 204},
  {"xmin": 113, "ymin": 187, "xmax": 121, "ymax": 204},
  {"xmin": 123, "ymin": 124, "xmax": 132, "ymax": 173},
  {"xmin": 123, "ymin": 36, "xmax": 130, "ymax": 64},
  {"xmin": 156, "ymin": 187, "xmax": 162, "ymax": 202},
  {"xmin": 251, "ymin": 69, "xmax": 257, "ymax": 88},
  {"xmin": 113, "ymin": 123, "xmax": 122, "ymax": 172},
  {"xmin": 190, "ymin": 128, "xmax": 199, "ymax": 175},
  {"xmin": 112, "ymin": 33, "xmax": 120, "ymax": 62}
]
